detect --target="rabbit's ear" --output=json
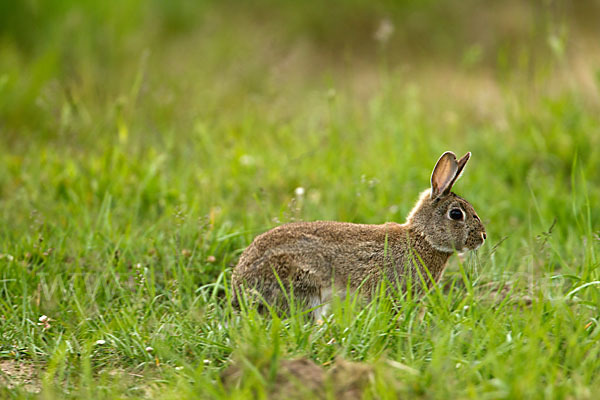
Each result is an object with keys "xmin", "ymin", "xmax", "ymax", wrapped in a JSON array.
[
  {"xmin": 431, "ymin": 151, "xmax": 465, "ymax": 199},
  {"xmin": 447, "ymin": 152, "xmax": 471, "ymax": 190}
]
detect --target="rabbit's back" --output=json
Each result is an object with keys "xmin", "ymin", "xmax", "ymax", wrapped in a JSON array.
[{"xmin": 232, "ymin": 221, "xmax": 405, "ymax": 307}]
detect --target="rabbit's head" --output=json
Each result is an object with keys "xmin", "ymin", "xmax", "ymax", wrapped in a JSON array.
[{"xmin": 406, "ymin": 152, "xmax": 486, "ymax": 253}]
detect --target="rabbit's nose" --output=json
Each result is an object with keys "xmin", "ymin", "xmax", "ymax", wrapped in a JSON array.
[{"xmin": 481, "ymin": 232, "xmax": 487, "ymax": 241}]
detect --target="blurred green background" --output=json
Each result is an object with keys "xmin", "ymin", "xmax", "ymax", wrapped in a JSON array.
[
  {"xmin": 2, "ymin": 0, "xmax": 599, "ymax": 259},
  {"xmin": 1, "ymin": 0, "xmax": 600, "ymax": 397}
]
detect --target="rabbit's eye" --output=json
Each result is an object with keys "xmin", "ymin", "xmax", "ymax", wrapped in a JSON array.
[{"xmin": 449, "ymin": 208, "xmax": 464, "ymax": 221}]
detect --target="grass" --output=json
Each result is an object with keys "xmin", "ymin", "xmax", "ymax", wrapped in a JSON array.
[{"xmin": 1, "ymin": 0, "xmax": 600, "ymax": 398}]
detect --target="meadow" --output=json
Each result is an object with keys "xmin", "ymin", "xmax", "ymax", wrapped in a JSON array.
[{"xmin": 1, "ymin": 0, "xmax": 600, "ymax": 398}]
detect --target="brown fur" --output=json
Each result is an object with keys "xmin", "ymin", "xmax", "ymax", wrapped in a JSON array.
[{"xmin": 231, "ymin": 152, "xmax": 486, "ymax": 314}]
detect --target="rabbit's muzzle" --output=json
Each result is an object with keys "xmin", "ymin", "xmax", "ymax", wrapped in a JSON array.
[
  {"xmin": 462, "ymin": 219, "xmax": 486, "ymax": 251},
  {"xmin": 469, "ymin": 227, "xmax": 486, "ymax": 251}
]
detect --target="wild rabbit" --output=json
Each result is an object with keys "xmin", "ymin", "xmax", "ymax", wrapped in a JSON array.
[{"xmin": 232, "ymin": 151, "xmax": 486, "ymax": 317}]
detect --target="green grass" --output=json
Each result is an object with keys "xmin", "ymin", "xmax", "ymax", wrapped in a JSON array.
[{"xmin": 1, "ymin": 0, "xmax": 600, "ymax": 398}]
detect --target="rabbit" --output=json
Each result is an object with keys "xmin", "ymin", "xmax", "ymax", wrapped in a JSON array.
[{"xmin": 231, "ymin": 151, "xmax": 486, "ymax": 318}]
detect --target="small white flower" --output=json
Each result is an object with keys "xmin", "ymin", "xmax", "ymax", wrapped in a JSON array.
[
  {"xmin": 95, "ymin": 339, "xmax": 106, "ymax": 345},
  {"xmin": 175, "ymin": 366, "xmax": 184, "ymax": 371},
  {"xmin": 294, "ymin": 187, "xmax": 305, "ymax": 197},
  {"xmin": 374, "ymin": 18, "xmax": 394, "ymax": 43},
  {"xmin": 37, "ymin": 315, "xmax": 52, "ymax": 330},
  {"xmin": 203, "ymin": 359, "xmax": 210, "ymax": 365},
  {"xmin": 239, "ymin": 154, "xmax": 255, "ymax": 166},
  {"xmin": 145, "ymin": 346, "xmax": 154, "ymax": 353}
]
